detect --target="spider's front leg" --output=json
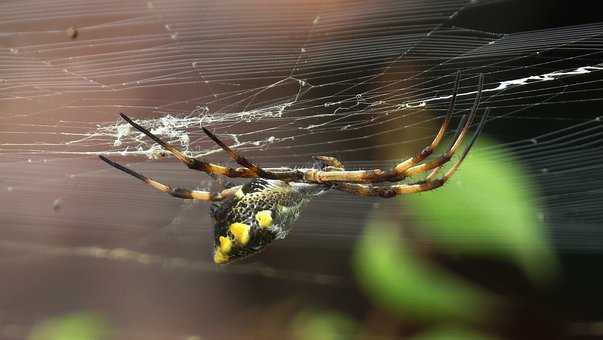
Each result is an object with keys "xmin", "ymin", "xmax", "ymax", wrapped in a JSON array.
[
  {"xmin": 301, "ymin": 72, "xmax": 484, "ymax": 185},
  {"xmin": 334, "ymin": 108, "xmax": 490, "ymax": 198}
]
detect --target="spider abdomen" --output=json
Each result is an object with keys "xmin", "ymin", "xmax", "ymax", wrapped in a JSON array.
[{"xmin": 211, "ymin": 178, "xmax": 326, "ymax": 264}]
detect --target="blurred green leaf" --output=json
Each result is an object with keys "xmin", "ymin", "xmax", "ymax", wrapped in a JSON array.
[
  {"xmin": 410, "ymin": 325, "xmax": 499, "ymax": 340},
  {"xmin": 291, "ymin": 309, "xmax": 357, "ymax": 340},
  {"xmin": 355, "ymin": 218, "xmax": 493, "ymax": 321},
  {"xmin": 405, "ymin": 138, "xmax": 557, "ymax": 283},
  {"xmin": 28, "ymin": 312, "xmax": 109, "ymax": 340}
]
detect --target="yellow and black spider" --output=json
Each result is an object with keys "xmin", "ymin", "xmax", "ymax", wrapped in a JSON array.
[{"xmin": 99, "ymin": 72, "xmax": 488, "ymax": 264}]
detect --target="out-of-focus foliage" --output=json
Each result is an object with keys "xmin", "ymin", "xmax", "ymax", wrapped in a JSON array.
[
  {"xmin": 354, "ymin": 217, "xmax": 493, "ymax": 321},
  {"xmin": 28, "ymin": 312, "xmax": 109, "ymax": 340},
  {"xmin": 291, "ymin": 309, "xmax": 357, "ymax": 340},
  {"xmin": 353, "ymin": 137, "xmax": 558, "ymax": 335},
  {"xmin": 404, "ymin": 138, "xmax": 558, "ymax": 284},
  {"xmin": 409, "ymin": 326, "xmax": 499, "ymax": 340}
]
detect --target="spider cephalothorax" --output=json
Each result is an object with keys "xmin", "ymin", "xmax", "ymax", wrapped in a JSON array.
[{"xmin": 100, "ymin": 71, "xmax": 488, "ymax": 264}]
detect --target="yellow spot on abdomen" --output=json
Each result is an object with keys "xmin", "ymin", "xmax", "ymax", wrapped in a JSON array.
[
  {"xmin": 235, "ymin": 189, "xmax": 244, "ymax": 199},
  {"xmin": 255, "ymin": 210, "xmax": 273, "ymax": 228},
  {"xmin": 213, "ymin": 250, "xmax": 229, "ymax": 264},
  {"xmin": 229, "ymin": 222, "xmax": 251, "ymax": 245},
  {"xmin": 219, "ymin": 236, "xmax": 232, "ymax": 253}
]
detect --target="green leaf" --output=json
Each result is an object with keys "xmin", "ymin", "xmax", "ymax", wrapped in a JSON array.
[
  {"xmin": 354, "ymin": 218, "xmax": 493, "ymax": 321},
  {"xmin": 28, "ymin": 312, "xmax": 109, "ymax": 340},
  {"xmin": 410, "ymin": 325, "xmax": 499, "ymax": 340},
  {"xmin": 291, "ymin": 309, "xmax": 357, "ymax": 340},
  {"xmin": 405, "ymin": 138, "xmax": 558, "ymax": 283}
]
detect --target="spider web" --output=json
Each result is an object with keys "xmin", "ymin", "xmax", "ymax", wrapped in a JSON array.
[
  {"xmin": 0, "ymin": 0, "xmax": 603, "ymax": 336},
  {"xmin": 1, "ymin": 0, "xmax": 601, "ymax": 243}
]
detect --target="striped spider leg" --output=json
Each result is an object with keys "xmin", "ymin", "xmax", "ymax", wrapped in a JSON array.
[{"xmin": 100, "ymin": 71, "xmax": 487, "ymax": 263}]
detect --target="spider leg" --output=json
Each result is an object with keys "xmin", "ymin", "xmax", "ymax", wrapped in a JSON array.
[
  {"xmin": 303, "ymin": 72, "xmax": 482, "ymax": 184},
  {"xmin": 409, "ymin": 113, "xmax": 470, "ymax": 182},
  {"xmin": 392, "ymin": 70, "xmax": 463, "ymax": 172},
  {"xmin": 201, "ymin": 127, "xmax": 304, "ymax": 181},
  {"xmin": 398, "ymin": 76, "xmax": 483, "ymax": 179},
  {"xmin": 99, "ymin": 155, "xmax": 240, "ymax": 201},
  {"xmin": 416, "ymin": 113, "xmax": 469, "ymax": 181},
  {"xmin": 119, "ymin": 113, "xmax": 256, "ymax": 178},
  {"xmin": 333, "ymin": 107, "xmax": 489, "ymax": 198}
]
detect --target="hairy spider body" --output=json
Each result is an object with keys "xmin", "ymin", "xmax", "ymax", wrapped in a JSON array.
[
  {"xmin": 99, "ymin": 71, "xmax": 489, "ymax": 264},
  {"xmin": 210, "ymin": 179, "xmax": 328, "ymax": 263}
]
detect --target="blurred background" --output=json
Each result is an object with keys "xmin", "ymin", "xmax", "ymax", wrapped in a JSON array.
[{"xmin": 1, "ymin": 0, "xmax": 602, "ymax": 339}]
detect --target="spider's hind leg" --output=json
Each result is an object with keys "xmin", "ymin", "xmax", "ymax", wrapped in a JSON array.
[
  {"xmin": 99, "ymin": 155, "xmax": 240, "ymax": 201},
  {"xmin": 201, "ymin": 127, "xmax": 304, "ymax": 181},
  {"xmin": 118, "ymin": 113, "xmax": 256, "ymax": 179}
]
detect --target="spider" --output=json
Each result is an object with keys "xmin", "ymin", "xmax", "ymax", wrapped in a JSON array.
[{"xmin": 99, "ymin": 72, "xmax": 488, "ymax": 264}]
